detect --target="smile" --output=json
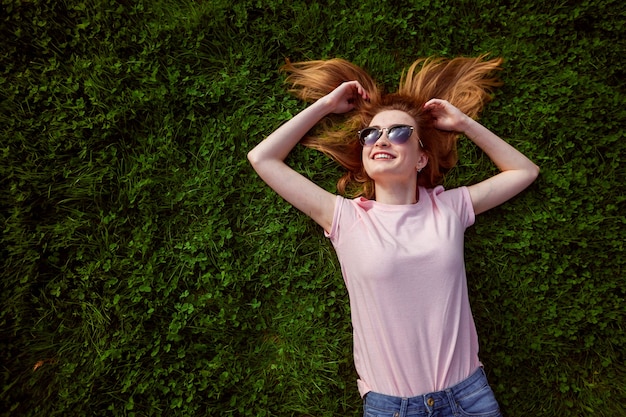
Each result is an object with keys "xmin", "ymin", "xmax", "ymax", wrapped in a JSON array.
[{"xmin": 373, "ymin": 153, "xmax": 395, "ymax": 160}]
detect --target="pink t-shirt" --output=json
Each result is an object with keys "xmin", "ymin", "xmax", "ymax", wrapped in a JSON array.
[{"xmin": 325, "ymin": 186, "xmax": 481, "ymax": 398}]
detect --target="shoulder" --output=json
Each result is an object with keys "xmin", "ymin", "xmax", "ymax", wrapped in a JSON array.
[
  {"xmin": 429, "ymin": 185, "xmax": 468, "ymax": 201},
  {"xmin": 337, "ymin": 195, "xmax": 377, "ymax": 213},
  {"xmin": 425, "ymin": 186, "xmax": 475, "ymax": 227},
  {"xmin": 325, "ymin": 195, "xmax": 380, "ymax": 239}
]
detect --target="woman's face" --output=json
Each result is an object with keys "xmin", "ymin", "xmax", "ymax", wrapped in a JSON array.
[{"xmin": 361, "ymin": 110, "xmax": 428, "ymax": 184}]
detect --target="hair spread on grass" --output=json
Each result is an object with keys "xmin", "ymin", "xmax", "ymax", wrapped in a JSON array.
[{"xmin": 281, "ymin": 55, "xmax": 503, "ymax": 199}]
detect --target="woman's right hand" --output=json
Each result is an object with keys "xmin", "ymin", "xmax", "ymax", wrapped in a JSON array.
[{"xmin": 320, "ymin": 81, "xmax": 370, "ymax": 114}]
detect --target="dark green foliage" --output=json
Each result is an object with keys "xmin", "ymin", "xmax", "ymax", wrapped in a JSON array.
[{"xmin": 1, "ymin": 0, "xmax": 625, "ymax": 415}]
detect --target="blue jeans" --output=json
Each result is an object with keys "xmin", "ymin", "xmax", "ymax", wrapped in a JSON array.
[{"xmin": 363, "ymin": 367, "xmax": 502, "ymax": 417}]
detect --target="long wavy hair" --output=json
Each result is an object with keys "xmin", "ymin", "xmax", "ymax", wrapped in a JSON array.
[{"xmin": 281, "ymin": 55, "xmax": 503, "ymax": 199}]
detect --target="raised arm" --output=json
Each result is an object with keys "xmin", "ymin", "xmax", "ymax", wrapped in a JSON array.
[
  {"xmin": 247, "ymin": 81, "xmax": 370, "ymax": 231},
  {"xmin": 424, "ymin": 98, "xmax": 540, "ymax": 215}
]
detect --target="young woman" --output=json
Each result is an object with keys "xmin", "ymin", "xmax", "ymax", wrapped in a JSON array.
[{"xmin": 248, "ymin": 56, "xmax": 539, "ymax": 417}]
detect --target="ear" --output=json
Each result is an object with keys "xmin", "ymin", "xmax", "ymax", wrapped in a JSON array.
[{"xmin": 416, "ymin": 153, "xmax": 429, "ymax": 172}]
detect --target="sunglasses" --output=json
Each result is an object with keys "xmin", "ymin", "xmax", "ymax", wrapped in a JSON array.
[{"xmin": 358, "ymin": 124, "xmax": 424, "ymax": 148}]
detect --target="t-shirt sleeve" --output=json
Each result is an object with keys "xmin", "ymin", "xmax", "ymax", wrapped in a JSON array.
[
  {"xmin": 324, "ymin": 195, "xmax": 345, "ymax": 240},
  {"xmin": 437, "ymin": 186, "xmax": 475, "ymax": 228}
]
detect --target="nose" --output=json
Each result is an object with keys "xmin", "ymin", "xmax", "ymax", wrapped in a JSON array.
[{"xmin": 374, "ymin": 129, "xmax": 391, "ymax": 146}]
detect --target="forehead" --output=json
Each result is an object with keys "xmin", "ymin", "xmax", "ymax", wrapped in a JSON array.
[{"xmin": 369, "ymin": 110, "xmax": 416, "ymax": 127}]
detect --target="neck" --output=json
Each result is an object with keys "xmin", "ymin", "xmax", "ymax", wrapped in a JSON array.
[{"xmin": 373, "ymin": 181, "xmax": 419, "ymax": 205}]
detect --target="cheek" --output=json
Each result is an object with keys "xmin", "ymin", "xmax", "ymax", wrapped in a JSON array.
[
  {"xmin": 361, "ymin": 148, "xmax": 369, "ymax": 164},
  {"xmin": 361, "ymin": 150, "xmax": 375, "ymax": 175}
]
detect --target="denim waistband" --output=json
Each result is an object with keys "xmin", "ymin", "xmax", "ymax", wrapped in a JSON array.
[{"xmin": 363, "ymin": 367, "xmax": 489, "ymax": 414}]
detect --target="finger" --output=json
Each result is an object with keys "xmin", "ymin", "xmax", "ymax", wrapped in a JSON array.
[
  {"xmin": 358, "ymin": 86, "xmax": 369, "ymax": 101},
  {"xmin": 344, "ymin": 82, "xmax": 368, "ymax": 103},
  {"xmin": 424, "ymin": 98, "xmax": 447, "ymax": 108}
]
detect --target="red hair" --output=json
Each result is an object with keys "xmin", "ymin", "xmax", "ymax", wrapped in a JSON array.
[{"xmin": 281, "ymin": 55, "xmax": 503, "ymax": 199}]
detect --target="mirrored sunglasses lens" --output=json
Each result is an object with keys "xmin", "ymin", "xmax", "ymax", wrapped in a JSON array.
[
  {"xmin": 388, "ymin": 126, "xmax": 412, "ymax": 144},
  {"xmin": 360, "ymin": 128, "xmax": 381, "ymax": 145}
]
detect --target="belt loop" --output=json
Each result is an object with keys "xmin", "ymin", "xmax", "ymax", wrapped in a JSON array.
[{"xmin": 446, "ymin": 388, "xmax": 458, "ymax": 415}]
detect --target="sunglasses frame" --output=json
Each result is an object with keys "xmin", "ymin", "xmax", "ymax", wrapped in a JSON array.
[{"xmin": 358, "ymin": 124, "xmax": 425, "ymax": 148}]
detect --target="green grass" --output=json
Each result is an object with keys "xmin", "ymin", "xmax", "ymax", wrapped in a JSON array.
[{"xmin": 1, "ymin": 0, "xmax": 625, "ymax": 415}]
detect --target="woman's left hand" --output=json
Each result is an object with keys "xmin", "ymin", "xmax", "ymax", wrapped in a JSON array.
[
  {"xmin": 422, "ymin": 99, "xmax": 540, "ymax": 216},
  {"xmin": 423, "ymin": 98, "xmax": 471, "ymax": 133}
]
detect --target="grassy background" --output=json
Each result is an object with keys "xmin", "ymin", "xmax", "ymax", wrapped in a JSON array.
[{"xmin": 1, "ymin": 0, "xmax": 625, "ymax": 416}]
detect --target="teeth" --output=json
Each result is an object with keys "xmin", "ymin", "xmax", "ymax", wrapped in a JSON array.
[{"xmin": 374, "ymin": 154, "xmax": 393, "ymax": 159}]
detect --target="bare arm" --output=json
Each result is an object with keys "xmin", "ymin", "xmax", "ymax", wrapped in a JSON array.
[
  {"xmin": 247, "ymin": 81, "xmax": 369, "ymax": 231},
  {"xmin": 424, "ymin": 98, "xmax": 540, "ymax": 214}
]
